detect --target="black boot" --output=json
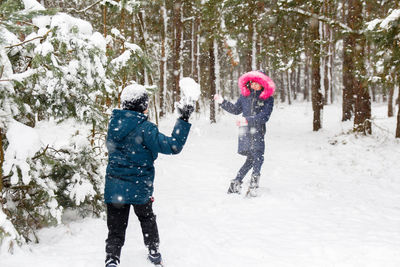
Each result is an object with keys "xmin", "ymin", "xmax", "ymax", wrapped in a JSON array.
[
  {"xmin": 105, "ymin": 253, "xmax": 120, "ymax": 267},
  {"xmin": 147, "ymin": 245, "xmax": 162, "ymax": 265},
  {"xmin": 250, "ymin": 174, "xmax": 260, "ymax": 189},
  {"xmin": 227, "ymin": 179, "xmax": 242, "ymax": 194}
]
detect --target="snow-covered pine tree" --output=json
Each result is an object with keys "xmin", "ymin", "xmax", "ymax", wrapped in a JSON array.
[
  {"xmin": 0, "ymin": 0, "xmax": 147, "ymax": 252},
  {"xmin": 0, "ymin": 0, "xmax": 55, "ymax": 252},
  {"xmin": 367, "ymin": 8, "xmax": 400, "ymax": 138}
]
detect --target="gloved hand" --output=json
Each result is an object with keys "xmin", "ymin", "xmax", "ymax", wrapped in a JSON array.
[
  {"xmin": 213, "ymin": 94, "xmax": 224, "ymax": 104},
  {"xmin": 178, "ymin": 104, "xmax": 195, "ymax": 122},
  {"xmin": 236, "ymin": 117, "xmax": 248, "ymax": 127}
]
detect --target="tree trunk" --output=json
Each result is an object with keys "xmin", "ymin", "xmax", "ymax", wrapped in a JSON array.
[
  {"xmin": 293, "ymin": 66, "xmax": 301, "ymax": 100},
  {"xmin": 287, "ymin": 70, "xmax": 292, "ymax": 105},
  {"xmin": 396, "ymin": 82, "xmax": 400, "ymax": 138},
  {"xmin": 280, "ymin": 72, "xmax": 286, "ymax": 102},
  {"xmin": 103, "ymin": 4, "xmax": 107, "ymax": 37},
  {"xmin": 193, "ymin": 17, "xmax": 200, "ymax": 82},
  {"xmin": 193, "ymin": 17, "xmax": 201, "ymax": 113},
  {"xmin": 246, "ymin": 21, "xmax": 254, "ymax": 72},
  {"xmin": 172, "ymin": 0, "xmax": 182, "ymax": 109},
  {"xmin": 351, "ymin": 0, "xmax": 371, "ymax": 134},
  {"xmin": 209, "ymin": 38, "xmax": 216, "ymax": 123},
  {"xmin": 159, "ymin": 2, "xmax": 167, "ymax": 118},
  {"xmin": 324, "ymin": 55, "xmax": 329, "ymax": 105},
  {"xmin": 0, "ymin": 128, "xmax": 4, "ymax": 197},
  {"xmin": 342, "ymin": 34, "xmax": 354, "ymax": 120},
  {"xmin": 342, "ymin": 1, "xmax": 354, "ymax": 121},
  {"xmin": 330, "ymin": 32, "xmax": 334, "ymax": 104},
  {"xmin": 388, "ymin": 84, "xmax": 394, "ymax": 117},
  {"xmin": 304, "ymin": 57, "xmax": 310, "ymax": 101},
  {"xmin": 137, "ymin": 11, "xmax": 146, "ymax": 85},
  {"xmin": 251, "ymin": 22, "xmax": 257, "ymax": 71},
  {"xmin": 311, "ymin": 18, "xmax": 323, "ymax": 131}
]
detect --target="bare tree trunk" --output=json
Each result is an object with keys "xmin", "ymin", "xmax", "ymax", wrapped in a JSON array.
[
  {"xmin": 103, "ymin": 4, "xmax": 107, "ymax": 38},
  {"xmin": 159, "ymin": 2, "xmax": 167, "ymax": 118},
  {"xmin": 0, "ymin": 128, "xmax": 3, "ymax": 197},
  {"xmin": 330, "ymin": 32, "xmax": 334, "ymax": 104},
  {"xmin": 246, "ymin": 21, "xmax": 254, "ymax": 72},
  {"xmin": 230, "ymin": 71, "xmax": 234, "ymax": 99},
  {"xmin": 388, "ymin": 85, "xmax": 394, "ymax": 117},
  {"xmin": 342, "ymin": 34, "xmax": 354, "ymax": 120},
  {"xmin": 311, "ymin": 18, "xmax": 323, "ymax": 131},
  {"xmin": 342, "ymin": 1, "xmax": 354, "ymax": 121},
  {"xmin": 293, "ymin": 66, "xmax": 301, "ymax": 100},
  {"xmin": 280, "ymin": 72, "xmax": 286, "ymax": 102},
  {"xmin": 323, "ymin": 1, "xmax": 331, "ymax": 105},
  {"xmin": 192, "ymin": 17, "xmax": 199, "ymax": 82},
  {"xmin": 193, "ymin": 17, "xmax": 201, "ymax": 113},
  {"xmin": 396, "ymin": 82, "xmax": 400, "ymax": 138},
  {"xmin": 172, "ymin": 1, "xmax": 182, "ymax": 109},
  {"xmin": 257, "ymin": 33, "xmax": 262, "ymax": 70},
  {"xmin": 209, "ymin": 38, "xmax": 216, "ymax": 123},
  {"xmin": 304, "ymin": 56, "xmax": 310, "ymax": 101},
  {"xmin": 324, "ymin": 45, "xmax": 329, "ymax": 105},
  {"xmin": 287, "ymin": 70, "xmax": 292, "ymax": 105},
  {"xmin": 351, "ymin": 0, "xmax": 371, "ymax": 134},
  {"xmin": 137, "ymin": 11, "xmax": 146, "ymax": 85}
]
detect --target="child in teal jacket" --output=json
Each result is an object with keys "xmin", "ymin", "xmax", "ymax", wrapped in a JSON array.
[{"xmin": 104, "ymin": 84, "xmax": 194, "ymax": 267}]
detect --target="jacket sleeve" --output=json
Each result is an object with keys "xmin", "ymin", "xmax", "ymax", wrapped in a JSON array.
[
  {"xmin": 220, "ymin": 97, "xmax": 243, "ymax": 115},
  {"xmin": 245, "ymin": 97, "xmax": 274, "ymax": 124},
  {"xmin": 142, "ymin": 119, "xmax": 192, "ymax": 156}
]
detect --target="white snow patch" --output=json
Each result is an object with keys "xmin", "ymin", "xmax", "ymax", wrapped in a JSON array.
[
  {"xmin": 50, "ymin": 13, "xmax": 93, "ymax": 36},
  {"xmin": 380, "ymin": 9, "xmax": 400, "ymax": 30},
  {"xmin": 366, "ymin": 18, "xmax": 381, "ymax": 31},
  {"xmin": 32, "ymin": 16, "xmax": 51, "ymax": 28},
  {"xmin": 22, "ymin": 0, "xmax": 45, "ymax": 11},
  {"xmin": 3, "ymin": 120, "xmax": 42, "ymax": 185},
  {"xmin": 2, "ymin": 103, "xmax": 400, "ymax": 267},
  {"xmin": 90, "ymin": 32, "xmax": 106, "ymax": 52}
]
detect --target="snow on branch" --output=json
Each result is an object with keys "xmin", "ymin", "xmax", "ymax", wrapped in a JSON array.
[
  {"xmin": 4, "ymin": 29, "xmax": 52, "ymax": 49},
  {"xmin": 66, "ymin": 0, "xmax": 102, "ymax": 14},
  {"xmin": 282, "ymin": 7, "xmax": 354, "ymax": 33}
]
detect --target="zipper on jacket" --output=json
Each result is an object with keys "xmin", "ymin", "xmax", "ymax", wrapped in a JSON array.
[{"xmin": 249, "ymin": 90, "xmax": 256, "ymax": 151}]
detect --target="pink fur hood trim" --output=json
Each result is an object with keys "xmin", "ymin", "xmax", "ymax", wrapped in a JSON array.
[{"xmin": 238, "ymin": 71, "xmax": 275, "ymax": 100}]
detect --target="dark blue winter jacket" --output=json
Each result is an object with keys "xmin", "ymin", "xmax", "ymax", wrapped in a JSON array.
[
  {"xmin": 221, "ymin": 89, "xmax": 274, "ymax": 155},
  {"xmin": 104, "ymin": 109, "xmax": 191, "ymax": 204}
]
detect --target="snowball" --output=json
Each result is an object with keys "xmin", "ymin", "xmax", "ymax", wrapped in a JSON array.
[
  {"xmin": 120, "ymin": 84, "xmax": 147, "ymax": 103},
  {"xmin": 179, "ymin": 77, "xmax": 201, "ymax": 104}
]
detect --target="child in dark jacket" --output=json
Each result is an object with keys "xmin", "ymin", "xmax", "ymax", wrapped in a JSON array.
[
  {"xmin": 214, "ymin": 70, "xmax": 275, "ymax": 195},
  {"xmin": 104, "ymin": 84, "xmax": 194, "ymax": 267}
]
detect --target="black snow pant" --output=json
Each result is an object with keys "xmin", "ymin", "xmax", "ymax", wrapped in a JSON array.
[{"xmin": 105, "ymin": 199, "xmax": 160, "ymax": 258}]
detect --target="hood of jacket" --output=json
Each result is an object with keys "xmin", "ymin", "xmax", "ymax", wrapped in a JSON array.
[
  {"xmin": 106, "ymin": 109, "xmax": 147, "ymax": 144},
  {"xmin": 238, "ymin": 71, "xmax": 275, "ymax": 100}
]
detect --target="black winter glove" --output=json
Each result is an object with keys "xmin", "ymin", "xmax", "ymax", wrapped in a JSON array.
[{"xmin": 178, "ymin": 104, "xmax": 195, "ymax": 122}]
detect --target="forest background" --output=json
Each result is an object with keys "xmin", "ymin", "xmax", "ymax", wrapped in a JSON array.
[{"xmin": 0, "ymin": 0, "xmax": 400, "ymax": 253}]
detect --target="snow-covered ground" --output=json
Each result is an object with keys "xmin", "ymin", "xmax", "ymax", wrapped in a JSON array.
[{"xmin": 3, "ymin": 102, "xmax": 400, "ymax": 267}]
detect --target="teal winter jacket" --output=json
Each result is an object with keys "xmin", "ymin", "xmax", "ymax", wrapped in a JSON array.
[{"xmin": 104, "ymin": 109, "xmax": 191, "ymax": 204}]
